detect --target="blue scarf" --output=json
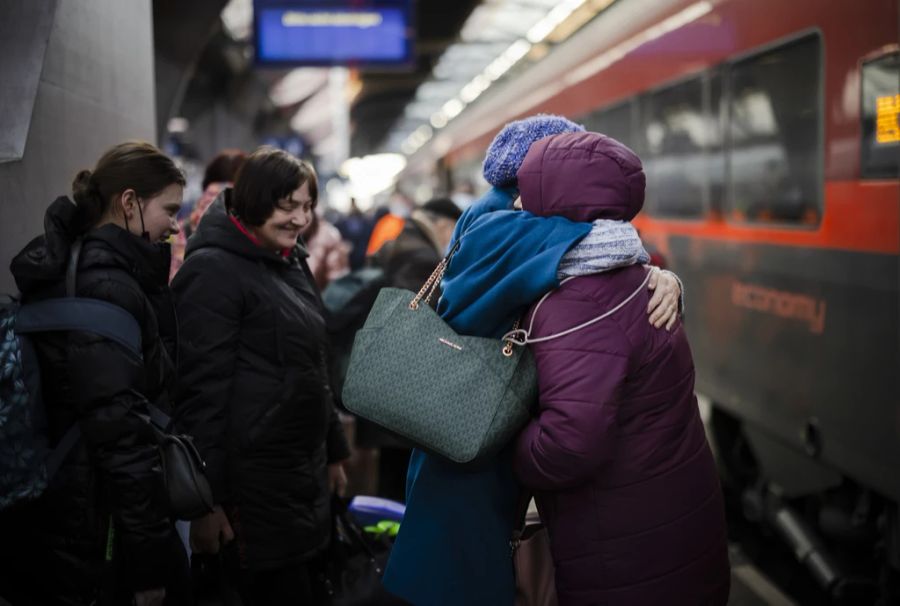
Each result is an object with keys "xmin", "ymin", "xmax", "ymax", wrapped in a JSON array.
[{"xmin": 437, "ymin": 187, "xmax": 593, "ymax": 338}]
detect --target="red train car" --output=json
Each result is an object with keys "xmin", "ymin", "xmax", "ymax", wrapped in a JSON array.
[{"xmin": 418, "ymin": 0, "xmax": 899, "ymax": 600}]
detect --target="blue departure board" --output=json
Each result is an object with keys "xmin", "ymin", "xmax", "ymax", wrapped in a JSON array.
[{"xmin": 253, "ymin": 0, "xmax": 413, "ymax": 67}]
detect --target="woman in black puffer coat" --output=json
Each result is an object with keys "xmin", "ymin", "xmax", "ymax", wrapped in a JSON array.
[
  {"xmin": 0, "ymin": 142, "xmax": 190, "ymax": 606},
  {"xmin": 171, "ymin": 147, "xmax": 350, "ymax": 605}
]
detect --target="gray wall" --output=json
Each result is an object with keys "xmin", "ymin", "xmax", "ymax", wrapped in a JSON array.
[
  {"xmin": 189, "ymin": 98, "xmax": 260, "ymax": 164},
  {"xmin": 0, "ymin": 0, "xmax": 156, "ymax": 293}
]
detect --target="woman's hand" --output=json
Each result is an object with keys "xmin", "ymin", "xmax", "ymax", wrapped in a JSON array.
[
  {"xmin": 133, "ymin": 588, "xmax": 165, "ymax": 606},
  {"xmin": 190, "ymin": 504, "xmax": 234, "ymax": 554},
  {"xmin": 328, "ymin": 462, "xmax": 348, "ymax": 497},
  {"xmin": 647, "ymin": 267, "xmax": 682, "ymax": 331}
]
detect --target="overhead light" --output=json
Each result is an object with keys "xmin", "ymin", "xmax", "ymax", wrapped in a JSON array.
[
  {"xmin": 221, "ymin": 0, "xmax": 253, "ymax": 41},
  {"xmin": 430, "ymin": 112, "xmax": 449, "ymax": 129},
  {"xmin": 504, "ymin": 39, "xmax": 533, "ymax": 63},
  {"xmin": 482, "ymin": 40, "xmax": 532, "ymax": 82},
  {"xmin": 167, "ymin": 117, "xmax": 189, "ymax": 133},
  {"xmin": 526, "ymin": 20, "xmax": 556, "ymax": 44},
  {"xmin": 548, "ymin": 0, "xmax": 614, "ymax": 43},
  {"xmin": 526, "ymin": 0, "xmax": 587, "ymax": 44},
  {"xmin": 442, "ymin": 99, "xmax": 465, "ymax": 119},
  {"xmin": 414, "ymin": 124, "xmax": 433, "ymax": 141},
  {"xmin": 401, "ymin": 122, "xmax": 436, "ymax": 155},
  {"xmin": 340, "ymin": 153, "xmax": 407, "ymax": 200},
  {"xmin": 392, "ymin": 0, "xmax": 601, "ymax": 157},
  {"xmin": 459, "ymin": 83, "xmax": 483, "ymax": 104},
  {"xmin": 485, "ymin": 56, "xmax": 513, "ymax": 81}
]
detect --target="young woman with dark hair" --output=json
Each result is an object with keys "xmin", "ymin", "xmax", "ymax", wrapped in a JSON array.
[
  {"xmin": 171, "ymin": 146, "xmax": 350, "ymax": 605},
  {"xmin": 1, "ymin": 141, "xmax": 190, "ymax": 606}
]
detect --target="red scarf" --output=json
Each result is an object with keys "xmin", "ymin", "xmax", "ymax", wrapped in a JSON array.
[{"xmin": 229, "ymin": 215, "xmax": 291, "ymax": 258}]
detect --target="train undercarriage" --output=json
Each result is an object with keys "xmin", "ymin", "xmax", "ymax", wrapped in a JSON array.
[{"xmin": 709, "ymin": 405, "xmax": 900, "ymax": 605}]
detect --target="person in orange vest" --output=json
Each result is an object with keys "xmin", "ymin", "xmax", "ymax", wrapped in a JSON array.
[{"xmin": 365, "ymin": 189, "xmax": 414, "ymax": 256}]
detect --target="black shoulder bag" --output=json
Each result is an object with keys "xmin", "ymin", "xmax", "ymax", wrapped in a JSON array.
[{"xmin": 65, "ymin": 239, "xmax": 214, "ymax": 520}]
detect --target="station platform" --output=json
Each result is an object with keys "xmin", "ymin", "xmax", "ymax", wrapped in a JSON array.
[{"xmin": 728, "ymin": 545, "xmax": 797, "ymax": 606}]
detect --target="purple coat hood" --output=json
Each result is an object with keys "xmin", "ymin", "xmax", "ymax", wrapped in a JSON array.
[{"xmin": 517, "ymin": 131, "xmax": 646, "ymax": 222}]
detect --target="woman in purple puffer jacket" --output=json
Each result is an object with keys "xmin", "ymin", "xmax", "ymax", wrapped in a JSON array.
[{"xmin": 513, "ymin": 131, "xmax": 731, "ymax": 605}]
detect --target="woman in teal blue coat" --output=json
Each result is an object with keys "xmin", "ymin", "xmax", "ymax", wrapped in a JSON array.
[
  {"xmin": 383, "ymin": 183, "xmax": 590, "ymax": 605},
  {"xmin": 382, "ymin": 115, "xmax": 683, "ymax": 605}
]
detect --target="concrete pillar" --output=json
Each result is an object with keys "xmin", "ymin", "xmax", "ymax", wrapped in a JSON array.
[{"xmin": 0, "ymin": 0, "xmax": 156, "ymax": 293}]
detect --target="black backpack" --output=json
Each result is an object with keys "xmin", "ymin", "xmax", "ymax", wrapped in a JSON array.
[
  {"xmin": 0, "ymin": 241, "xmax": 142, "ymax": 510},
  {"xmin": 0, "ymin": 241, "xmax": 213, "ymax": 519}
]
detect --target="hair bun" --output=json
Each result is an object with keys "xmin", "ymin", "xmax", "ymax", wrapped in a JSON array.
[
  {"xmin": 72, "ymin": 169, "xmax": 97, "ymax": 197},
  {"xmin": 72, "ymin": 169, "xmax": 104, "ymax": 230}
]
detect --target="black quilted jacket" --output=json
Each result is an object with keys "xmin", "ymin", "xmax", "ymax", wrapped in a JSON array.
[
  {"xmin": 171, "ymin": 193, "xmax": 349, "ymax": 570},
  {"xmin": 1, "ymin": 197, "xmax": 180, "ymax": 603}
]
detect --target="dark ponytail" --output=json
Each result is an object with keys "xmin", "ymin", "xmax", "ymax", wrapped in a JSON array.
[
  {"xmin": 71, "ymin": 141, "xmax": 186, "ymax": 234},
  {"xmin": 72, "ymin": 169, "xmax": 105, "ymax": 232}
]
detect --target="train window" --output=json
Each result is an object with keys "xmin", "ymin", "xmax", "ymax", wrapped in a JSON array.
[
  {"xmin": 726, "ymin": 34, "xmax": 822, "ymax": 225},
  {"xmin": 582, "ymin": 101, "xmax": 634, "ymax": 150},
  {"xmin": 861, "ymin": 52, "xmax": 899, "ymax": 179},
  {"xmin": 637, "ymin": 77, "xmax": 707, "ymax": 218}
]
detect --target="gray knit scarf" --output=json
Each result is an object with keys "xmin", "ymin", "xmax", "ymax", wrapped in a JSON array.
[{"xmin": 557, "ymin": 220, "xmax": 649, "ymax": 279}]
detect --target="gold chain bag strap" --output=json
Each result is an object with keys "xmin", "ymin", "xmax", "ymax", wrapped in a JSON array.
[{"xmin": 408, "ymin": 240, "xmax": 522, "ymax": 357}]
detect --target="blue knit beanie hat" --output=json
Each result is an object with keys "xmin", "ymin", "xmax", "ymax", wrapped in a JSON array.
[{"xmin": 482, "ymin": 114, "xmax": 585, "ymax": 187}]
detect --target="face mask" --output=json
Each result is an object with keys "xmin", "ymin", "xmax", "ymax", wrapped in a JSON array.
[
  {"xmin": 136, "ymin": 199, "xmax": 151, "ymax": 241},
  {"xmin": 123, "ymin": 198, "xmax": 151, "ymax": 241}
]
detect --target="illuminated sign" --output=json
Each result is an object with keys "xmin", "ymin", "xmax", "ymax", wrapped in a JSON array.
[
  {"xmin": 861, "ymin": 52, "xmax": 899, "ymax": 179},
  {"xmin": 875, "ymin": 94, "xmax": 900, "ymax": 144},
  {"xmin": 253, "ymin": 1, "xmax": 413, "ymax": 67}
]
